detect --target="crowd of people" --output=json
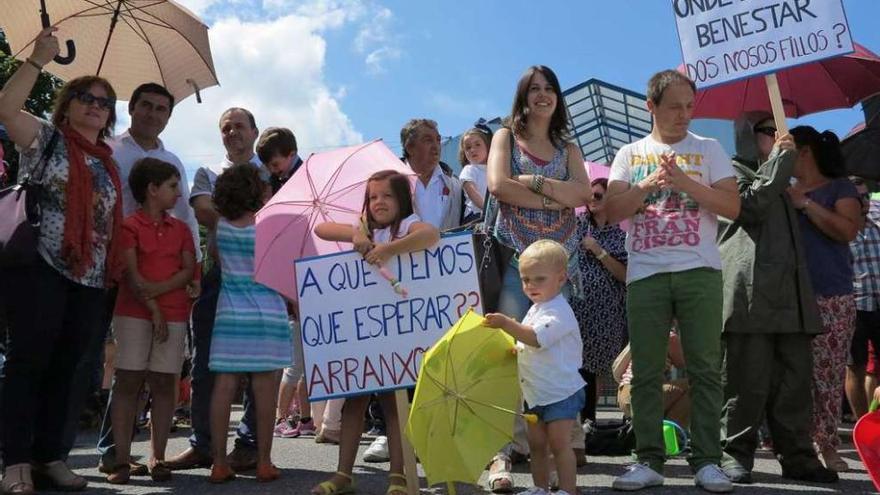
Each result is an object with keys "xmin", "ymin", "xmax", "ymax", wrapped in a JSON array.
[{"xmin": 1, "ymin": 26, "xmax": 878, "ymax": 495}]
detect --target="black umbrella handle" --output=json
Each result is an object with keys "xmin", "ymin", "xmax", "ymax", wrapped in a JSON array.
[
  {"xmin": 40, "ymin": 9, "xmax": 76, "ymax": 65},
  {"xmin": 54, "ymin": 40, "xmax": 76, "ymax": 65}
]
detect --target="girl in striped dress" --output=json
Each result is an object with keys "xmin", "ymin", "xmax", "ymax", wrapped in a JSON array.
[{"xmin": 208, "ymin": 164, "xmax": 291, "ymax": 483}]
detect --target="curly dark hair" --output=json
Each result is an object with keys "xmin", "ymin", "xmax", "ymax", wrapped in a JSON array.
[
  {"xmin": 128, "ymin": 157, "xmax": 180, "ymax": 205},
  {"xmin": 213, "ymin": 164, "xmax": 267, "ymax": 220}
]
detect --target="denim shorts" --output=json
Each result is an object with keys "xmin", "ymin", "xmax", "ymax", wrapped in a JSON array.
[{"xmin": 525, "ymin": 387, "xmax": 586, "ymax": 423}]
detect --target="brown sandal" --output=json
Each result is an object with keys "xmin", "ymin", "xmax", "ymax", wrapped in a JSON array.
[
  {"xmin": 148, "ymin": 460, "xmax": 172, "ymax": 482},
  {"xmin": 1, "ymin": 464, "xmax": 34, "ymax": 495},
  {"xmin": 106, "ymin": 464, "xmax": 130, "ymax": 485}
]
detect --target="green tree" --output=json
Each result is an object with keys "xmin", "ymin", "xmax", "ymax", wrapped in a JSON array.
[{"xmin": 1, "ymin": 29, "xmax": 63, "ymax": 182}]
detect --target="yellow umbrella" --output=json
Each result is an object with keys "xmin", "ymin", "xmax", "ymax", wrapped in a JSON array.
[{"xmin": 405, "ymin": 309, "xmax": 529, "ymax": 492}]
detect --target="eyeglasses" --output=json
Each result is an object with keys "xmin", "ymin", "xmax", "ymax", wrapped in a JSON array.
[
  {"xmin": 592, "ymin": 192, "xmax": 604, "ymax": 201},
  {"xmin": 72, "ymin": 91, "xmax": 115, "ymax": 110},
  {"xmin": 754, "ymin": 126, "xmax": 776, "ymax": 137}
]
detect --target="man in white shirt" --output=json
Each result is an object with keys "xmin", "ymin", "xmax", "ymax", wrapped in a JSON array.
[
  {"xmin": 87, "ymin": 83, "xmax": 200, "ymax": 473},
  {"xmin": 605, "ymin": 70, "xmax": 740, "ymax": 493},
  {"xmin": 399, "ymin": 119, "xmax": 462, "ymax": 231},
  {"xmin": 110, "ymin": 83, "xmax": 201, "ymax": 254}
]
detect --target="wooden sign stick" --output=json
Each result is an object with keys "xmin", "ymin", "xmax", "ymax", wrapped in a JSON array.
[
  {"xmin": 764, "ymin": 73, "xmax": 789, "ymax": 135},
  {"xmin": 394, "ymin": 389, "xmax": 420, "ymax": 495}
]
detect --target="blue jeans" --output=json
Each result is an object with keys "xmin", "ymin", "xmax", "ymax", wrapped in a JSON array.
[
  {"xmin": 525, "ymin": 387, "xmax": 586, "ymax": 423},
  {"xmin": 497, "ymin": 262, "xmax": 531, "ymax": 321},
  {"xmin": 189, "ymin": 265, "xmax": 256, "ymax": 453}
]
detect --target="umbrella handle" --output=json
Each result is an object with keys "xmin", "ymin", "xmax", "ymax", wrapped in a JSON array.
[
  {"xmin": 40, "ymin": 9, "xmax": 76, "ymax": 65},
  {"xmin": 53, "ymin": 40, "xmax": 76, "ymax": 65}
]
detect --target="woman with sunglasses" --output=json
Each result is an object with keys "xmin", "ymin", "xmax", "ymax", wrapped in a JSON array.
[
  {"xmin": 0, "ymin": 27, "xmax": 124, "ymax": 494},
  {"xmin": 786, "ymin": 125, "xmax": 861, "ymax": 473},
  {"xmin": 570, "ymin": 177, "xmax": 628, "ymax": 431}
]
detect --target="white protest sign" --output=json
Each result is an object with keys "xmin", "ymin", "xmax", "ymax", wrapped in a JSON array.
[
  {"xmin": 674, "ymin": 0, "xmax": 853, "ymax": 88},
  {"xmin": 295, "ymin": 232, "xmax": 483, "ymax": 401}
]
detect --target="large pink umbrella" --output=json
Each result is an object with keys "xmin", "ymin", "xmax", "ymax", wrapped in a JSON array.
[
  {"xmin": 254, "ymin": 140, "xmax": 413, "ymax": 301},
  {"xmin": 677, "ymin": 43, "xmax": 880, "ymax": 119}
]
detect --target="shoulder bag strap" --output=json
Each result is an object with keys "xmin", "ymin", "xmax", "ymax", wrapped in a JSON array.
[{"xmin": 30, "ymin": 129, "xmax": 60, "ymax": 184}]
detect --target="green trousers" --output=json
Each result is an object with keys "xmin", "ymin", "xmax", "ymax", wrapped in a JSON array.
[{"xmin": 628, "ymin": 268, "xmax": 723, "ymax": 473}]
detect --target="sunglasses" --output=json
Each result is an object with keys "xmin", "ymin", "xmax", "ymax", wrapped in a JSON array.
[
  {"xmin": 754, "ymin": 126, "xmax": 776, "ymax": 138},
  {"xmin": 592, "ymin": 192, "xmax": 604, "ymax": 201},
  {"xmin": 72, "ymin": 91, "xmax": 115, "ymax": 110}
]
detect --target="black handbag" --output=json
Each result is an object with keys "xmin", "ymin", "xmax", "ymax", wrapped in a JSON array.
[
  {"xmin": 472, "ymin": 194, "xmax": 515, "ymax": 314},
  {"xmin": 0, "ymin": 130, "xmax": 60, "ymax": 267}
]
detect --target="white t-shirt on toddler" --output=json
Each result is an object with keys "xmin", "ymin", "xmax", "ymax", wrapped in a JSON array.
[{"xmin": 517, "ymin": 293, "xmax": 586, "ymax": 407}]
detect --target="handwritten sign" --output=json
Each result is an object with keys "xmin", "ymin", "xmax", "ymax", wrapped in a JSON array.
[
  {"xmin": 295, "ymin": 232, "xmax": 483, "ymax": 400},
  {"xmin": 674, "ymin": 0, "xmax": 853, "ymax": 88}
]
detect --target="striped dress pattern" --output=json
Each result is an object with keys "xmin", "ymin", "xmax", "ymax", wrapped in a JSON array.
[{"xmin": 209, "ymin": 219, "xmax": 292, "ymax": 372}]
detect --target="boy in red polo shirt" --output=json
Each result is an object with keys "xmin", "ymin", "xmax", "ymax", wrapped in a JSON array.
[{"xmin": 107, "ymin": 158, "xmax": 197, "ymax": 484}]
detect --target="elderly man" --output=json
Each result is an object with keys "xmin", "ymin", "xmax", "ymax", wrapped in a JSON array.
[
  {"xmin": 718, "ymin": 113, "xmax": 837, "ymax": 485},
  {"xmin": 360, "ymin": 119, "xmax": 464, "ymax": 464},
  {"xmin": 846, "ymin": 177, "xmax": 880, "ymax": 419},
  {"xmin": 165, "ymin": 107, "xmax": 266, "ymax": 472},
  {"xmin": 400, "ymin": 119, "xmax": 462, "ymax": 230}
]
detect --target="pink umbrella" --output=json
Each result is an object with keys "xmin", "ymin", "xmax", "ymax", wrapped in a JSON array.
[
  {"xmin": 677, "ymin": 43, "xmax": 880, "ymax": 119},
  {"xmin": 254, "ymin": 139, "xmax": 413, "ymax": 301},
  {"xmin": 587, "ymin": 161, "xmax": 610, "ymax": 181}
]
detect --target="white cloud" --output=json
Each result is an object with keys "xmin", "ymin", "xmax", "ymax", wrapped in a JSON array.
[
  {"xmin": 352, "ymin": 6, "xmax": 400, "ymax": 74},
  {"xmin": 364, "ymin": 46, "xmax": 401, "ymax": 75},
  {"xmin": 154, "ymin": 7, "xmax": 363, "ymax": 176}
]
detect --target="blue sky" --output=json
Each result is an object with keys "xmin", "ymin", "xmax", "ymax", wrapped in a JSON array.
[{"xmin": 130, "ymin": 0, "xmax": 880, "ymax": 177}]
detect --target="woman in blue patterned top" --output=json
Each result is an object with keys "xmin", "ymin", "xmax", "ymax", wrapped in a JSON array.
[{"xmin": 484, "ymin": 65, "xmax": 593, "ymax": 493}]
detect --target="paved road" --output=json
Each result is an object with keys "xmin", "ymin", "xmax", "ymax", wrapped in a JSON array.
[{"xmin": 64, "ymin": 408, "xmax": 876, "ymax": 494}]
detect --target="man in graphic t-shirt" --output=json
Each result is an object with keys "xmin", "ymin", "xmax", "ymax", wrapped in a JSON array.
[{"xmin": 605, "ymin": 70, "xmax": 740, "ymax": 493}]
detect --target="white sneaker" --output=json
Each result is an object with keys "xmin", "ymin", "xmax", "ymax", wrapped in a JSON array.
[
  {"xmin": 612, "ymin": 463, "xmax": 664, "ymax": 491},
  {"xmin": 519, "ymin": 488, "xmax": 549, "ymax": 495},
  {"xmin": 694, "ymin": 464, "xmax": 733, "ymax": 493},
  {"xmin": 363, "ymin": 435, "xmax": 390, "ymax": 462}
]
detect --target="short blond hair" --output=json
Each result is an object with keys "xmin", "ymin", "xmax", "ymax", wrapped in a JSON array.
[{"xmin": 519, "ymin": 239, "xmax": 568, "ymax": 272}]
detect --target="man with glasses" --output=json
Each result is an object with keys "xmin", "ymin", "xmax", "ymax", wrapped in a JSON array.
[
  {"xmin": 718, "ymin": 113, "xmax": 837, "ymax": 484},
  {"xmin": 846, "ymin": 177, "xmax": 880, "ymax": 419}
]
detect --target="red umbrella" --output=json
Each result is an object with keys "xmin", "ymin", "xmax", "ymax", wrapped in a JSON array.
[
  {"xmin": 253, "ymin": 139, "xmax": 413, "ymax": 301},
  {"xmin": 677, "ymin": 43, "xmax": 880, "ymax": 120}
]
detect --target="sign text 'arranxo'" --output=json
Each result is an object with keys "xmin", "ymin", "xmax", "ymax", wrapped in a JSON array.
[{"xmin": 294, "ymin": 232, "xmax": 483, "ymax": 401}]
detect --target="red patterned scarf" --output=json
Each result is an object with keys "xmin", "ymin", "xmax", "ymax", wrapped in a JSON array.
[{"xmin": 60, "ymin": 125, "xmax": 124, "ymax": 286}]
